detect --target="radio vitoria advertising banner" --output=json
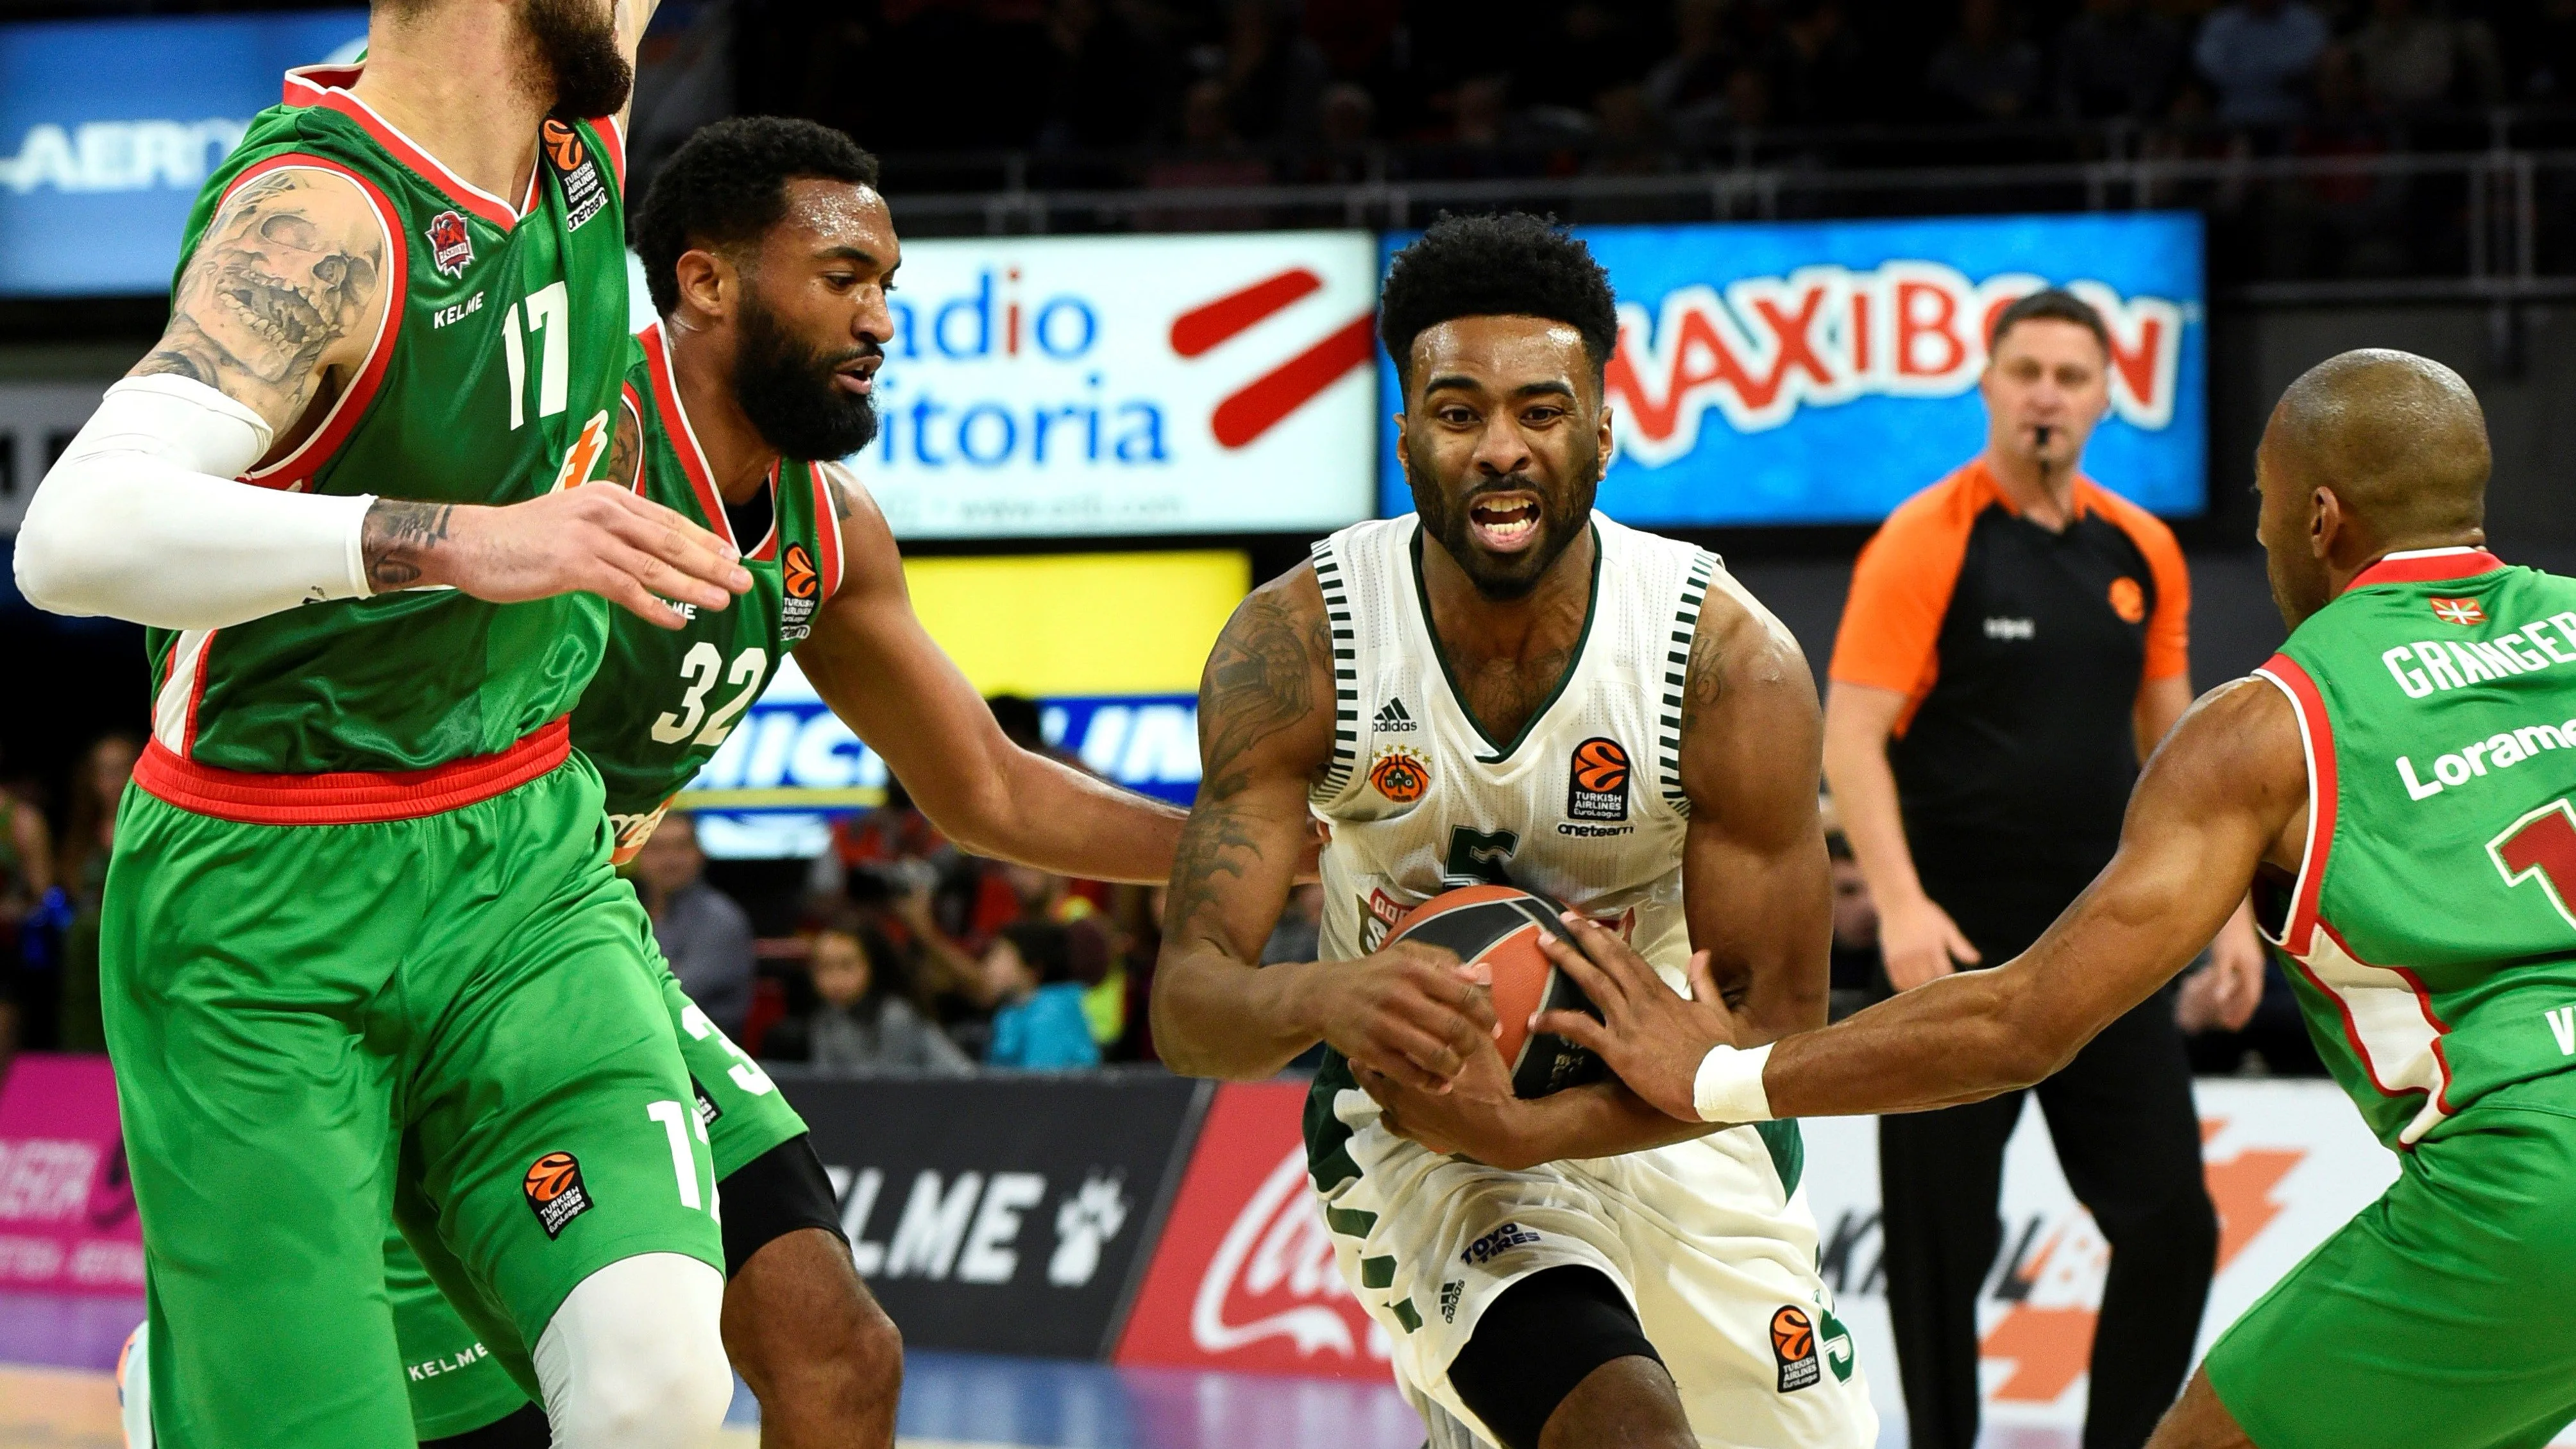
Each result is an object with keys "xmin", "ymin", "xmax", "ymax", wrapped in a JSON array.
[
  {"xmin": 1375, "ymin": 212, "xmax": 2207, "ymax": 527},
  {"xmin": 839, "ymin": 230, "xmax": 1382, "ymax": 539}
]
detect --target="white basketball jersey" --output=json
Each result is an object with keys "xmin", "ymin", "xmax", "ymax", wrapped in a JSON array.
[{"xmin": 1310, "ymin": 511, "xmax": 1722, "ymax": 978}]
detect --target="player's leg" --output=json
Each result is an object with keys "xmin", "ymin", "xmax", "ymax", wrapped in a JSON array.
[
  {"xmin": 657, "ymin": 962, "xmax": 903, "ymax": 1448},
  {"xmin": 1446, "ymin": 1266, "xmax": 1686, "ymax": 1449},
  {"xmin": 720, "ymin": 1145, "xmax": 904, "ymax": 1449},
  {"xmin": 100, "ymin": 794, "xmax": 418, "ymax": 1447},
  {"xmin": 402, "ymin": 770, "xmax": 731, "ymax": 1448},
  {"xmin": 2033, "ymin": 991, "xmax": 2217, "ymax": 1449},
  {"xmin": 1875, "ymin": 1090, "xmax": 2022, "ymax": 1449},
  {"xmin": 2191, "ymin": 1074, "xmax": 2576, "ymax": 1449},
  {"xmin": 1605, "ymin": 1128, "xmax": 1877, "ymax": 1448}
]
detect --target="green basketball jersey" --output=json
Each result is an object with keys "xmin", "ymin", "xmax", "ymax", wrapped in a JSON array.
[
  {"xmin": 146, "ymin": 64, "xmax": 632, "ymax": 777},
  {"xmin": 2259, "ymin": 547, "xmax": 2576, "ymax": 1149},
  {"xmin": 579, "ymin": 321, "xmax": 847, "ymax": 863}
]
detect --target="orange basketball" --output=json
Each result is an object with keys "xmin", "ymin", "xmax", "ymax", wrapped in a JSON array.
[
  {"xmin": 1388, "ymin": 883, "xmax": 1604, "ymax": 1098},
  {"xmin": 1771, "ymin": 1305, "xmax": 1815, "ymax": 1362},
  {"xmin": 523, "ymin": 1152, "xmax": 579, "ymax": 1204},
  {"xmin": 1572, "ymin": 737, "xmax": 1630, "ymax": 795},
  {"xmin": 783, "ymin": 543, "xmax": 819, "ymax": 600}
]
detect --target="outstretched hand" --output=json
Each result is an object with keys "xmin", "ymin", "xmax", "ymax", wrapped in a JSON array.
[{"xmin": 1533, "ymin": 913, "xmax": 1745, "ymax": 1124}]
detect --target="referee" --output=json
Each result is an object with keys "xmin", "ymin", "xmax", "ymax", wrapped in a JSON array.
[{"xmin": 1822, "ymin": 290, "xmax": 2263, "ymax": 1449}]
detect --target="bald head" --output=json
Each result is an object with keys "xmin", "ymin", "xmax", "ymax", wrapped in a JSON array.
[
  {"xmin": 2255, "ymin": 348, "xmax": 2492, "ymax": 627},
  {"xmin": 2264, "ymin": 348, "xmax": 2489, "ymax": 544}
]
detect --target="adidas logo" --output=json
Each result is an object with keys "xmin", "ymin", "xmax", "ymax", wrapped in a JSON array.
[{"xmin": 1373, "ymin": 699, "xmax": 1418, "ymax": 733}]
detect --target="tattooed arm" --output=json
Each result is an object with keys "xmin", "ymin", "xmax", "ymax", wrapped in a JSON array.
[
  {"xmin": 1148, "ymin": 564, "xmax": 1495, "ymax": 1085},
  {"xmin": 17, "ymin": 168, "xmax": 748, "ymax": 631},
  {"xmin": 797, "ymin": 466, "xmax": 1185, "ymax": 882},
  {"xmin": 134, "ymin": 167, "xmax": 388, "ymax": 436}
]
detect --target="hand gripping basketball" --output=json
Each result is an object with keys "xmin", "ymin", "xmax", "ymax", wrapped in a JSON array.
[
  {"xmin": 1534, "ymin": 914, "xmax": 1745, "ymax": 1124},
  {"xmin": 1312, "ymin": 938, "xmax": 1498, "ymax": 1094}
]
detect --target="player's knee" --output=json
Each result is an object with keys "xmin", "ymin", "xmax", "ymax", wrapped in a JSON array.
[{"xmin": 537, "ymin": 1253, "xmax": 732, "ymax": 1449}]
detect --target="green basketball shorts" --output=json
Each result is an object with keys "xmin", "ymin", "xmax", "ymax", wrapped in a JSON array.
[
  {"xmin": 105, "ymin": 733, "xmax": 725, "ymax": 1449},
  {"xmin": 389, "ymin": 954, "xmax": 811, "ymax": 1437},
  {"xmin": 2203, "ymin": 1071, "xmax": 2576, "ymax": 1449}
]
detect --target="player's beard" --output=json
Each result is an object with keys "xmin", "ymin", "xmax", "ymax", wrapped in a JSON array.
[
  {"xmin": 1406, "ymin": 439, "xmax": 1600, "ymax": 602},
  {"xmin": 733, "ymin": 292, "xmax": 881, "ymax": 462},
  {"xmin": 519, "ymin": 0, "xmax": 632, "ymax": 120}
]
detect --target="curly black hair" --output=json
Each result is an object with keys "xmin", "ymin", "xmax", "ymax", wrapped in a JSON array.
[
  {"xmin": 1377, "ymin": 212, "xmax": 1619, "ymax": 393},
  {"xmin": 634, "ymin": 117, "xmax": 881, "ymax": 318}
]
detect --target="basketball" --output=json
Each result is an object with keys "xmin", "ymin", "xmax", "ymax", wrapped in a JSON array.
[{"xmin": 1387, "ymin": 883, "xmax": 1606, "ymax": 1099}]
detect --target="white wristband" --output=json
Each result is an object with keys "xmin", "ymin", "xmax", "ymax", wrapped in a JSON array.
[{"xmin": 1692, "ymin": 1042, "xmax": 1775, "ymax": 1124}]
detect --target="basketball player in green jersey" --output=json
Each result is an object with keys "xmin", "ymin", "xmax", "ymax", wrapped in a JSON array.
[
  {"xmin": 1528, "ymin": 349, "xmax": 2576, "ymax": 1449},
  {"xmin": 14, "ymin": 3, "xmax": 767, "ymax": 1446},
  {"xmin": 360, "ymin": 116, "xmax": 1188, "ymax": 1449}
]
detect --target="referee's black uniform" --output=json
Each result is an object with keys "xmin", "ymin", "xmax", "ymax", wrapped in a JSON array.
[{"xmin": 1829, "ymin": 458, "xmax": 2217, "ymax": 1449}]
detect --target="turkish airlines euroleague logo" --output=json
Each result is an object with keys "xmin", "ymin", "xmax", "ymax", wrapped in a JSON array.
[
  {"xmin": 523, "ymin": 1151, "xmax": 593, "ymax": 1240},
  {"xmin": 1169, "ymin": 267, "xmax": 1373, "ymax": 449},
  {"xmin": 1567, "ymin": 737, "xmax": 1631, "ymax": 822}
]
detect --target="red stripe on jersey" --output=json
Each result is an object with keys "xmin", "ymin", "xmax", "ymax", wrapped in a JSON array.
[
  {"xmin": 2344, "ymin": 550, "xmax": 2505, "ymax": 593},
  {"xmin": 136, "ymin": 717, "xmax": 571, "ymax": 825},
  {"xmin": 640, "ymin": 321, "xmax": 731, "ymax": 541},
  {"xmin": 2257, "ymin": 654, "xmax": 2337, "ymax": 957},
  {"xmin": 214, "ymin": 154, "xmax": 409, "ymax": 494},
  {"xmin": 813, "ymin": 464, "xmax": 847, "ymax": 598}
]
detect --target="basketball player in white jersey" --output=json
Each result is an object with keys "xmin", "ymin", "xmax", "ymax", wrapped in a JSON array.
[{"xmin": 1151, "ymin": 214, "xmax": 1876, "ymax": 1449}]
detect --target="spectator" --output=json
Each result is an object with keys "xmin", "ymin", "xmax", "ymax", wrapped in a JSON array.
[
  {"xmin": 51, "ymin": 732, "xmax": 137, "ymax": 1054},
  {"xmin": 2056, "ymin": 0, "xmax": 2187, "ymax": 120},
  {"xmin": 1040, "ymin": 0, "xmax": 1174, "ymax": 152},
  {"xmin": 0, "ymin": 765, "xmax": 55, "ymax": 1060},
  {"xmin": 2517, "ymin": 0, "xmax": 2576, "ymax": 98},
  {"xmin": 1767, "ymin": 0, "xmax": 1868, "ymax": 126},
  {"xmin": 983, "ymin": 922, "xmax": 1100, "ymax": 1069},
  {"xmin": 2194, "ymin": 0, "xmax": 2330, "ymax": 126},
  {"xmin": 1923, "ymin": 0, "xmax": 2042, "ymax": 122},
  {"xmin": 632, "ymin": 813, "xmax": 757, "ymax": 1037},
  {"xmin": 761, "ymin": 924, "xmax": 974, "ymax": 1073},
  {"xmin": 1220, "ymin": 0, "xmax": 1330, "ymax": 144},
  {"xmin": 2348, "ymin": 0, "xmax": 2502, "ymax": 112},
  {"xmin": 1139, "ymin": 78, "xmax": 1274, "ymax": 230},
  {"xmin": 1643, "ymin": 0, "xmax": 1745, "ymax": 140}
]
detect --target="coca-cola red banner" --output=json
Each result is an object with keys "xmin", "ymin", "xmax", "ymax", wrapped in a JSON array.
[{"xmin": 1112, "ymin": 1080, "xmax": 1391, "ymax": 1380}]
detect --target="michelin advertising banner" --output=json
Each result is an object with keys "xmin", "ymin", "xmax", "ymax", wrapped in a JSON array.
[
  {"xmin": 1376, "ymin": 212, "xmax": 2207, "ymax": 527},
  {"xmin": 682, "ymin": 550, "xmax": 1243, "ymax": 859},
  {"xmin": 0, "ymin": 12, "xmax": 368, "ymax": 296}
]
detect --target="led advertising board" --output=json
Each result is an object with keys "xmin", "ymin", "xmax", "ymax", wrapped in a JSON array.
[
  {"xmin": 684, "ymin": 550, "xmax": 1246, "ymax": 859},
  {"xmin": 788, "ymin": 231, "xmax": 1379, "ymax": 540},
  {"xmin": 0, "ymin": 12, "xmax": 368, "ymax": 296},
  {"xmin": 1374, "ymin": 212, "xmax": 2206, "ymax": 527}
]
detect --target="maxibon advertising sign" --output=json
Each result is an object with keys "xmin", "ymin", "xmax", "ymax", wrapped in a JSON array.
[{"xmin": 1376, "ymin": 212, "xmax": 2207, "ymax": 527}]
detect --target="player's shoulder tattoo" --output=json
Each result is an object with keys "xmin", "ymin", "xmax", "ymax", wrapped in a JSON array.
[
  {"xmin": 135, "ymin": 167, "xmax": 391, "ymax": 431},
  {"xmin": 1199, "ymin": 569, "xmax": 1330, "ymax": 787}
]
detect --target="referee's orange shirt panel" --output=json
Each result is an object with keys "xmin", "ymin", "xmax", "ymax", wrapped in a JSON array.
[{"xmin": 1828, "ymin": 457, "xmax": 2190, "ymax": 852}]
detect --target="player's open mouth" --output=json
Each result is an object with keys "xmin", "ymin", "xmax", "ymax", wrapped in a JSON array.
[
  {"xmin": 1466, "ymin": 493, "xmax": 1544, "ymax": 553},
  {"xmin": 832, "ymin": 355, "xmax": 880, "ymax": 396}
]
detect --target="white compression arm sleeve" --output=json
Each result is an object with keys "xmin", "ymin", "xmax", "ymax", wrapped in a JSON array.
[{"xmin": 14, "ymin": 373, "xmax": 375, "ymax": 631}]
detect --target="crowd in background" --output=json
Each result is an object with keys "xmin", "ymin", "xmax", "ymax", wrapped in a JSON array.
[
  {"xmin": 0, "ymin": 699, "xmax": 2321, "ymax": 1080},
  {"xmin": 731, "ymin": 0, "xmax": 2568, "ymax": 174}
]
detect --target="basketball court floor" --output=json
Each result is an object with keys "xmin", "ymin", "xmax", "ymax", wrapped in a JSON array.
[{"xmin": 0, "ymin": 1289, "xmax": 1434, "ymax": 1449}]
